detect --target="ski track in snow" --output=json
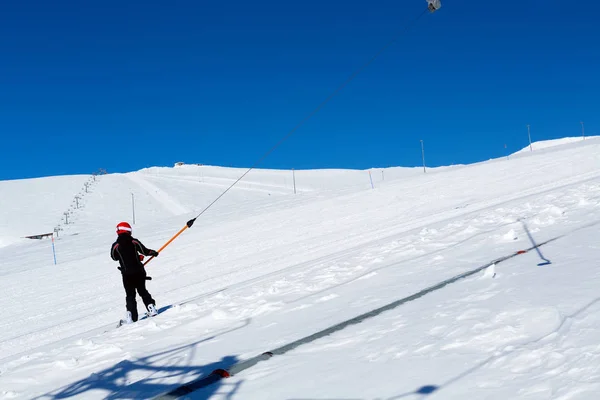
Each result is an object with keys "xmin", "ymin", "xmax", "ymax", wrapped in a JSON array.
[
  {"xmin": 240, "ymin": 226, "xmax": 600, "ymax": 400},
  {"xmin": 1, "ymin": 138, "xmax": 600, "ymax": 399},
  {"xmin": 125, "ymin": 173, "xmax": 190, "ymax": 216},
  {"xmin": 165, "ymin": 176, "xmax": 600, "ymax": 311},
  {"xmin": 149, "ymin": 173, "xmax": 295, "ymax": 195}
]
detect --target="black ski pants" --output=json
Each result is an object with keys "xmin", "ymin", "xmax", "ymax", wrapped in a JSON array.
[{"xmin": 122, "ymin": 273, "xmax": 155, "ymax": 322}]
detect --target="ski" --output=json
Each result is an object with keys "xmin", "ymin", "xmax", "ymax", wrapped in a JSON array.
[{"xmin": 116, "ymin": 305, "xmax": 173, "ymax": 328}]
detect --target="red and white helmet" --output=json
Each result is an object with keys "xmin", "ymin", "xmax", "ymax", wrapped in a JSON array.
[{"xmin": 116, "ymin": 221, "xmax": 132, "ymax": 235}]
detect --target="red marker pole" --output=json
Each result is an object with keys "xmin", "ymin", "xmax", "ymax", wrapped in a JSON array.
[{"xmin": 51, "ymin": 234, "xmax": 57, "ymax": 265}]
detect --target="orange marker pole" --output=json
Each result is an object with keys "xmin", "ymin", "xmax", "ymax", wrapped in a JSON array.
[{"xmin": 143, "ymin": 218, "xmax": 196, "ymax": 266}]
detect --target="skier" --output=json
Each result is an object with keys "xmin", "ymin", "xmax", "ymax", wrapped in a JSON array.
[{"xmin": 111, "ymin": 221, "xmax": 160, "ymax": 324}]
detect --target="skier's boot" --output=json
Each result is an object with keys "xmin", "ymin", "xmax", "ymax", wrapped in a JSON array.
[
  {"xmin": 118, "ymin": 311, "xmax": 134, "ymax": 327},
  {"xmin": 124, "ymin": 311, "xmax": 134, "ymax": 324},
  {"xmin": 147, "ymin": 304, "xmax": 158, "ymax": 317}
]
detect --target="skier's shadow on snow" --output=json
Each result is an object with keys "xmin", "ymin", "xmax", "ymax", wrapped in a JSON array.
[{"xmin": 36, "ymin": 319, "xmax": 251, "ymax": 400}]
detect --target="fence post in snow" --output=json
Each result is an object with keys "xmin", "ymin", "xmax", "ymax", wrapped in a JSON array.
[
  {"xmin": 420, "ymin": 140, "xmax": 427, "ymax": 173},
  {"xmin": 64, "ymin": 212, "xmax": 69, "ymax": 224},
  {"xmin": 369, "ymin": 171, "xmax": 374, "ymax": 189},
  {"xmin": 292, "ymin": 169, "xmax": 297, "ymax": 194},
  {"xmin": 131, "ymin": 193, "xmax": 136, "ymax": 224}
]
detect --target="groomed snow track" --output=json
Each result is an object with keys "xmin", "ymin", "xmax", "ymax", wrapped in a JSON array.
[{"xmin": 153, "ymin": 225, "xmax": 591, "ymax": 399}]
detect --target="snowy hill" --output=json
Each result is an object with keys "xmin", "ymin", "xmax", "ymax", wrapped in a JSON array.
[
  {"xmin": 0, "ymin": 174, "xmax": 91, "ymax": 247},
  {"xmin": 1, "ymin": 137, "xmax": 600, "ymax": 399},
  {"xmin": 512, "ymin": 135, "xmax": 599, "ymax": 155},
  {"xmin": 0, "ymin": 164, "xmax": 433, "ymax": 248}
]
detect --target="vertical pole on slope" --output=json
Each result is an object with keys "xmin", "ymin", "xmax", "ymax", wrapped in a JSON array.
[
  {"xmin": 131, "ymin": 193, "xmax": 136, "ymax": 225},
  {"xmin": 51, "ymin": 234, "xmax": 57, "ymax": 265},
  {"xmin": 369, "ymin": 171, "xmax": 374, "ymax": 189},
  {"xmin": 581, "ymin": 121, "xmax": 585, "ymax": 140},
  {"xmin": 420, "ymin": 140, "xmax": 426, "ymax": 173},
  {"xmin": 292, "ymin": 169, "xmax": 296, "ymax": 194},
  {"xmin": 382, "ymin": 170, "xmax": 384, "ymax": 181},
  {"xmin": 527, "ymin": 124, "xmax": 532, "ymax": 152}
]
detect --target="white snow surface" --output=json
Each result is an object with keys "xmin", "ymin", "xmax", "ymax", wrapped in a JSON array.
[
  {"xmin": 513, "ymin": 136, "xmax": 599, "ymax": 155},
  {"xmin": 1, "ymin": 137, "xmax": 600, "ymax": 399}
]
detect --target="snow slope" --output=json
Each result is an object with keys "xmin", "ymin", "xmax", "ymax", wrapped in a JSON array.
[
  {"xmin": 513, "ymin": 136, "xmax": 599, "ymax": 155},
  {"xmin": 1, "ymin": 137, "xmax": 600, "ymax": 399},
  {"xmin": 0, "ymin": 174, "xmax": 91, "ymax": 247}
]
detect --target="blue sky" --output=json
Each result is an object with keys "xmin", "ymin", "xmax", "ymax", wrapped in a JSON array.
[{"xmin": 1, "ymin": 0, "xmax": 598, "ymax": 180}]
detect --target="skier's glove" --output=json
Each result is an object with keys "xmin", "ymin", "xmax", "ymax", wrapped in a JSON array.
[{"xmin": 149, "ymin": 250, "xmax": 159, "ymax": 257}]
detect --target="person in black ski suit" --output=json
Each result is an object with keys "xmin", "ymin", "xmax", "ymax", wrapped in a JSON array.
[{"xmin": 111, "ymin": 222, "xmax": 159, "ymax": 322}]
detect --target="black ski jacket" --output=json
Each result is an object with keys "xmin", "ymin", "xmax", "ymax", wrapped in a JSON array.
[{"xmin": 110, "ymin": 234, "xmax": 157, "ymax": 275}]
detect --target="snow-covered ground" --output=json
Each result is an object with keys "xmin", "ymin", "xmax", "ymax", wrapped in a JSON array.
[
  {"xmin": 1, "ymin": 137, "xmax": 600, "ymax": 399},
  {"xmin": 512, "ymin": 136, "xmax": 598, "ymax": 155}
]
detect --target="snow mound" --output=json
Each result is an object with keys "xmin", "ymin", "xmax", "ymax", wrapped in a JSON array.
[{"xmin": 513, "ymin": 136, "xmax": 599, "ymax": 155}]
